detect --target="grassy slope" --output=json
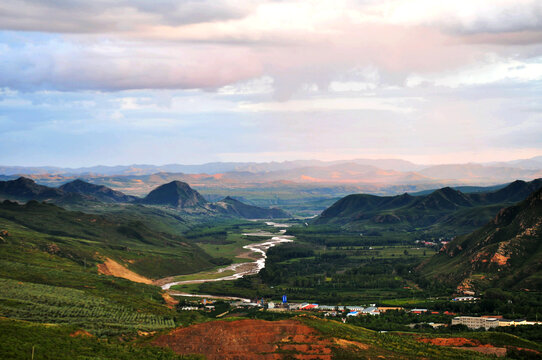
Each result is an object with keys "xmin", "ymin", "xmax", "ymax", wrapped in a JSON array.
[
  {"xmin": 420, "ymin": 188, "xmax": 542, "ymax": 291},
  {"xmin": 302, "ymin": 317, "xmax": 541, "ymax": 359},
  {"xmin": 0, "ymin": 318, "xmax": 200, "ymax": 360},
  {"xmin": 0, "ymin": 200, "xmax": 234, "ymax": 337},
  {"xmin": 0, "ymin": 214, "xmax": 184, "ymax": 335},
  {"xmin": 294, "ymin": 317, "xmax": 493, "ymax": 359},
  {"xmin": 3, "ymin": 310, "xmax": 539, "ymax": 360},
  {"xmin": 0, "ymin": 200, "xmax": 219, "ymax": 279}
]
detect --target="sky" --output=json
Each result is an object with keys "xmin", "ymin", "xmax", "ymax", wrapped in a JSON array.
[{"xmin": 1, "ymin": 0, "xmax": 541, "ymax": 167}]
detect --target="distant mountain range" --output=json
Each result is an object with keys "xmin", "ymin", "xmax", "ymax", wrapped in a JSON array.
[
  {"xmin": 0, "ymin": 159, "xmax": 426, "ymax": 176},
  {"xmin": 314, "ymin": 178, "xmax": 542, "ymax": 232},
  {"xmin": 1, "ymin": 158, "xmax": 541, "ymax": 197},
  {"xmin": 0, "ymin": 178, "xmax": 289, "ymax": 220},
  {"xmin": 1, "ymin": 156, "xmax": 541, "ymax": 180},
  {"xmin": 419, "ymin": 186, "xmax": 542, "ymax": 292}
]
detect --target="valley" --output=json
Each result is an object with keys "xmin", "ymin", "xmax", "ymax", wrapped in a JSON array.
[
  {"xmin": 161, "ymin": 224, "xmax": 294, "ymax": 290},
  {"xmin": 4, "ymin": 1, "xmax": 542, "ymax": 357},
  {"xmin": 0, "ymin": 173, "xmax": 541, "ymax": 359}
]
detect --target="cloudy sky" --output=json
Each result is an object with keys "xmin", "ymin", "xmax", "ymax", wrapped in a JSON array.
[{"xmin": 1, "ymin": 0, "xmax": 541, "ymax": 167}]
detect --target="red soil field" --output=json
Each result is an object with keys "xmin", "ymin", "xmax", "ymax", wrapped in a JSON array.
[{"xmin": 152, "ymin": 319, "xmax": 340, "ymax": 360}]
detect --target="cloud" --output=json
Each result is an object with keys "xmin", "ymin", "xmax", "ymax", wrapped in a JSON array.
[
  {"xmin": 358, "ymin": 0, "xmax": 542, "ymax": 34},
  {"xmin": 0, "ymin": 81, "xmax": 540, "ymax": 166},
  {"xmin": 0, "ymin": 38, "xmax": 263, "ymax": 91},
  {"xmin": 405, "ymin": 56, "xmax": 542, "ymax": 88},
  {"xmin": 0, "ymin": 22, "xmax": 471, "ymax": 93},
  {"xmin": 1, "ymin": 1, "xmax": 541, "ymax": 94},
  {"xmin": 0, "ymin": 0, "xmax": 254, "ymax": 33},
  {"xmin": 237, "ymin": 96, "xmax": 420, "ymax": 113}
]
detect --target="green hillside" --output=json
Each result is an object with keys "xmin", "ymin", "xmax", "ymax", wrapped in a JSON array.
[
  {"xmin": 0, "ymin": 200, "xmax": 221, "ymax": 279},
  {"xmin": 315, "ymin": 179, "xmax": 542, "ymax": 234},
  {"xmin": 0, "ymin": 318, "xmax": 189, "ymax": 360},
  {"xmin": 419, "ymin": 187, "xmax": 542, "ymax": 292}
]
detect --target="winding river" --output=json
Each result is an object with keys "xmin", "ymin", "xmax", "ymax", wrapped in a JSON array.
[{"xmin": 160, "ymin": 222, "xmax": 294, "ymax": 298}]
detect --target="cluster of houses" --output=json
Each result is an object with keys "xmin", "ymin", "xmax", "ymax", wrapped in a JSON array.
[
  {"xmin": 451, "ymin": 316, "xmax": 542, "ymax": 329},
  {"xmin": 414, "ymin": 237, "xmax": 450, "ymax": 248},
  {"xmin": 452, "ymin": 296, "xmax": 479, "ymax": 302},
  {"xmin": 180, "ymin": 299, "xmax": 541, "ymax": 330},
  {"xmin": 267, "ymin": 303, "xmax": 404, "ymax": 317}
]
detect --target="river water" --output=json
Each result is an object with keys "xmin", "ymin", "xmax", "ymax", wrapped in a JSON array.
[{"xmin": 161, "ymin": 222, "xmax": 293, "ymax": 291}]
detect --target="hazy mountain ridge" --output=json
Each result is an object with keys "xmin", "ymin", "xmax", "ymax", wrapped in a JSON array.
[
  {"xmin": 2, "ymin": 159, "xmax": 541, "ymax": 205},
  {"xmin": 0, "ymin": 158, "xmax": 423, "ymax": 176},
  {"xmin": 2, "ymin": 156, "xmax": 541, "ymax": 178}
]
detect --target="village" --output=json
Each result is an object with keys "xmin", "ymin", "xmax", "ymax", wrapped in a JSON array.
[{"xmin": 180, "ymin": 296, "xmax": 542, "ymax": 331}]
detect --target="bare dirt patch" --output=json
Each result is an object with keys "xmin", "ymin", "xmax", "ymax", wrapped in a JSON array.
[
  {"xmin": 236, "ymin": 250, "xmax": 260, "ymax": 260},
  {"xmin": 418, "ymin": 337, "xmax": 479, "ymax": 347},
  {"xmin": 334, "ymin": 338, "xmax": 369, "ymax": 350},
  {"xmin": 153, "ymin": 276, "xmax": 175, "ymax": 287},
  {"xmin": 69, "ymin": 330, "xmax": 93, "ymax": 338},
  {"xmin": 152, "ymin": 319, "xmax": 338, "ymax": 360},
  {"xmin": 161, "ymin": 292, "xmax": 179, "ymax": 309},
  {"xmin": 97, "ymin": 258, "xmax": 152, "ymax": 284},
  {"xmin": 418, "ymin": 337, "xmax": 507, "ymax": 357},
  {"xmin": 451, "ymin": 346, "xmax": 507, "ymax": 357}
]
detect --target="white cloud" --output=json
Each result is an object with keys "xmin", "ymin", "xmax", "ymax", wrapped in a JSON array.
[
  {"xmin": 1, "ymin": 1, "xmax": 541, "ymax": 95},
  {"xmin": 406, "ymin": 56, "xmax": 542, "ymax": 88},
  {"xmin": 0, "ymin": 0, "xmax": 255, "ymax": 33},
  {"xmin": 329, "ymin": 81, "xmax": 377, "ymax": 92},
  {"xmin": 237, "ymin": 96, "xmax": 420, "ymax": 113},
  {"xmin": 217, "ymin": 76, "xmax": 274, "ymax": 95}
]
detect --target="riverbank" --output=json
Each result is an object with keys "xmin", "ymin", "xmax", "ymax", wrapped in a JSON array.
[{"xmin": 158, "ymin": 224, "xmax": 294, "ymax": 291}]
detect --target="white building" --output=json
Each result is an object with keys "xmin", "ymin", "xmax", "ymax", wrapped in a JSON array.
[{"xmin": 451, "ymin": 316, "xmax": 499, "ymax": 329}]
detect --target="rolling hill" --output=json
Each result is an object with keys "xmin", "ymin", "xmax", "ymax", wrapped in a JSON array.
[
  {"xmin": 0, "ymin": 177, "xmax": 130, "ymax": 205},
  {"xmin": 315, "ymin": 179, "xmax": 542, "ymax": 232},
  {"xmin": 59, "ymin": 179, "xmax": 138, "ymax": 203},
  {"xmin": 0, "ymin": 177, "xmax": 65, "ymax": 201},
  {"xmin": 0, "ymin": 199, "xmax": 217, "ymax": 278}
]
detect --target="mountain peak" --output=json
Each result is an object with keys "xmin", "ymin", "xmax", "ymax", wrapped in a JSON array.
[
  {"xmin": 411, "ymin": 186, "xmax": 472, "ymax": 210},
  {"xmin": 140, "ymin": 181, "xmax": 207, "ymax": 208},
  {"xmin": 0, "ymin": 177, "xmax": 64, "ymax": 201},
  {"xmin": 14, "ymin": 176, "xmax": 36, "ymax": 184}
]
